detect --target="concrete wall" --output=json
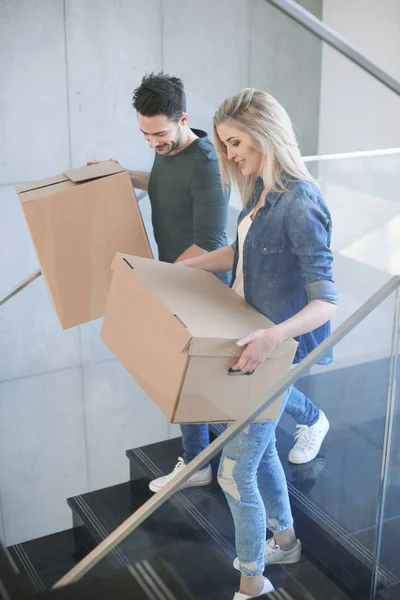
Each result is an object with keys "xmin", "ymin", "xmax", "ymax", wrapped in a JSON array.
[
  {"xmin": 319, "ymin": 0, "xmax": 400, "ymax": 153},
  {"xmin": 0, "ymin": 0, "xmax": 322, "ymax": 545},
  {"xmin": 250, "ymin": 0, "xmax": 323, "ymax": 156}
]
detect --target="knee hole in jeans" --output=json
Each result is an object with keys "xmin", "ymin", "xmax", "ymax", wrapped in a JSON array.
[{"xmin": 218, "ymin": 457, "xmax": 241, "ymax": 500}]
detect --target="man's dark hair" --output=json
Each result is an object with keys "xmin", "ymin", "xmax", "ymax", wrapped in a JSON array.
[{"xmin": 132, "ymin": 72, "xmax": 186, "ymax": 121}]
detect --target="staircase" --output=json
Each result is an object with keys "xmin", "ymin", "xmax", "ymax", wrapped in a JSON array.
[
  {"xmin": 7, "ymin": 434, "xmax": 348, "ymax": 600},
  {"xmin": 5, "ymin": 352, "xmax": 400, "ymax": 600},
  {"xmin": 1, "ymin": 301, "xmax": 398, "ymax": 600}
]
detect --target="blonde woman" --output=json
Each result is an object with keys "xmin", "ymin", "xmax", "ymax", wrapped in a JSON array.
[{"xmin": 181, "ymin": 89, "xmax": 338, "ymax": 599}]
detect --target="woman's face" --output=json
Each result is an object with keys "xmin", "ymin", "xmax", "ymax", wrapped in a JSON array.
[{"xmin": 216, "ymin": 121, "xmax": 263, "ymax": 177}]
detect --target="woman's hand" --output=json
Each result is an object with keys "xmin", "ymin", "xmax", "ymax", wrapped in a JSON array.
[
  {"xmin": 230, "ymin": 299, "xmax": 337, "ymax": 374},
  {"xmin": 231, "ymin": 327, "xmax": 283, "ymax": 373}
]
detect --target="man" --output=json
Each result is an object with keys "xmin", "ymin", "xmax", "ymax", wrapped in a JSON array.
[
  {"xmin": 129, "ymin": 73, "xmax": 228, "ymax": 492},
  {"xmin": 94, "ymin": 72, "xmax": 329, "ymax": 495},
  {"xmin": 129, "ymin": 73, "xmax": 230, "ymax": 277}
]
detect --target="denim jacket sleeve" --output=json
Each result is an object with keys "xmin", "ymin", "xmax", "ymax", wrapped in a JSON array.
[
  {"xmin": 189, "ymin": 159, "xmax": 230, "ymax": 252},
  {"xmin": 285, "ymin": 192, "xmax": 338, "ymax": 305}
]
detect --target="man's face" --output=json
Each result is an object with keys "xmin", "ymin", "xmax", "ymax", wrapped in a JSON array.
[{"xmin": 138, "ymin": 113, "xmax": 183, "ymax": 156}]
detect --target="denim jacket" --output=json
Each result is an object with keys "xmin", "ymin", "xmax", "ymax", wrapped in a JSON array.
[{"xmin": 231, "ymin": 175, "xmax": 338, "ymax": 364}]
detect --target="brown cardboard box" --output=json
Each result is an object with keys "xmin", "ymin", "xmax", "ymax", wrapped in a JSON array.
[
  {"xmin": 101, "ymin": 254, "xmax": 298, "ymax": 423},
  {"xmin": 16, "ymin": 161, "xmax": 153, "ymax": 329}
]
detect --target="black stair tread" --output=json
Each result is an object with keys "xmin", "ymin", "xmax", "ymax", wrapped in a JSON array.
[
  {"xmin": 263, "ymin": 589, "xmax": 316, "ymax": 600},
  {"xmin": 68, "ymin": 478, "xmax": 241, "ymax": 600},
  {"xmin": 277, "ymin": 422, "xmax": 400, "ymax": 535},
  {"xmin": 70, "ymin": 473, "xmax": 315, "ymax": 597},
  {"xmin": 0, "ymin": 543, "xmax": 31, "ymax": 599},
  {"xmin": 127, "ymin": 437, "xmax": 235, "ymax": 556},
  {"xmin": 68, "ymin": 475, "xmax": 317, "ymax": 598},
  {"xmin": 273, "ymin": 357, "xmax": 400, "ymax": 583},
  {"xmin": 7, "ymin": 431, "xmax": 349, "ymax": 600},
  {"xmin": 69, "ymin": 475, "xmax": 233, "ymax": 561},
  {"xmin": 36, "ymin": 558, "xmax": 194, "ymax": 600},
  {"xmin": 126, "ymin": 436, "xmax": 194, "ymax": 476},
  {"xmin": 376, "ymin": 582, "xmax": 400, "ymax": 600},
  {"xmin": 207, "ymin": 424, "xmax": 372, "ymax": 600},
  {"xmin": 7, "ymin": 528, "xmax": 80, "ymax": 592},
  {"xmin": 69, "ymin": 465, "xmax": 319, "ymax": 599},
  {"xmin": 352, "ymin": 517, "xmax": 400, "ymax": 580},
  {"xmin": 275, "ymin": 425, "xmax": 399, "ymax": 591},
  {"xmin": 126, "ymin": 437, "xmax": 350, "ymax": 600}
]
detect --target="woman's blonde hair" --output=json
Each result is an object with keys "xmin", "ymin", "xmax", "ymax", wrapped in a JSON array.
[{"xmin": 213, "ymin": 88, "xmax": 313, "ymax": 205}]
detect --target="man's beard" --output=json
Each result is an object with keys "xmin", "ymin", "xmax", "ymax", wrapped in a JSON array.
[{"xmin": 165, "ymin": 125, "xmax": 182, "ymax": 155}]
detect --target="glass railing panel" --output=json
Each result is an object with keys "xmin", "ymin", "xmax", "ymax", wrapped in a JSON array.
[
  {"xmin": 0, "ymin": 264, "xmax": 172, "ymax": 591},
  {"xmin": 277, "ymin": 289, "xmax": 399, "ymax": 598},
  {"xmin": 305, "ymin": 151, "xmax": 400, "ymax": 280},
  {"xmin": 300, "ymin": 151, "xmax": 400, "ymax": 358},
  {"xmin": 373, "ymin": 292, "xmax": 400, "ymax": 597},
  {"xmin": 56, "ymin": 283, "xmax": 400, "ymax": 600}
]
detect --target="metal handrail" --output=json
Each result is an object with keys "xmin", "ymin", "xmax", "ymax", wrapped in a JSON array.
[
  {"xmin": 53, "ymin": 274, "xmax": 400, "ymax": 587},
  {"xmin": 136, "ymin": 190, "xmax": 149, "ymax": 203},
  {"xmin": 0, "ymin": 270, "xmax": 42, "ymax": 307},
  {"xmin": 0, "ymin": 190, "xmax": 148, "ymax": 307},
  {"xmin": 304, "ymin": 147, "xmax": 400, "ymax": 162},
  {"xmin": 267, "ymin": 0, "xmax": 400, "ymax": 97}
]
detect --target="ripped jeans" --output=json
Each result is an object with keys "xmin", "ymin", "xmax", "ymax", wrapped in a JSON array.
[
  {"xmin": 217, "ymin": 387, "xmax": 293, "ymax": 577},
  {"xmin": 181, "ymin": 385, "xmax": 319, "ymax": 464}
]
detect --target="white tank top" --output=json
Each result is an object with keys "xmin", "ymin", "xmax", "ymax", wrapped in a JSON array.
[
  {"xmin": 231, "ymin": 213, "xmax": 252, "ymax": 299},
  {"xmin": 232, "ymin": 211, "xmax": 297, "ymax": 371}
]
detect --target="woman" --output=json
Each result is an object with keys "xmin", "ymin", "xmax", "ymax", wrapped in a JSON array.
[{"xmin": 181, "ymin": 89, "xmax": 338, "ymax": 599}]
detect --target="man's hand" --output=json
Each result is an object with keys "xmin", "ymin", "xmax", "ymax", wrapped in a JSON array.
[
  {"xmin": 86, "ymin": 160, "xmax": 150, "ymax": 192},
  {"xmin": 231, "ymin": 327, "xmax": 283, "ymax": 373}
]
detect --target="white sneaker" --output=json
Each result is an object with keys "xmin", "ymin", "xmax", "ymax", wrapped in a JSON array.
[
  {"xmin": 288, "ymin": 410, "xmax": 330, "ymax": 465},
  {"xmin": 149, "ymin": 457, "xmax": 212, "ymax": 493},
  {"xmin": 233, "ymin": 577, "xmax": 274, "ymax": 599},
  {"xmin": 233, "ymin": 538, "xmax": 301, "ymax": 571}
]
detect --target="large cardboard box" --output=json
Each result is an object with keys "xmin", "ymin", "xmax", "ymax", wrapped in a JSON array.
[
  {"xmin": 16, "ymin": 161, "xmax": 153, "ymax": 329},
  {"xmin": 101, "ymin": 254, "xmax": 298, "ymax": 423}
]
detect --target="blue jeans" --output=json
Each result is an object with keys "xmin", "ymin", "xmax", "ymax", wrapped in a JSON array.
[
  {"xmin": 181, "ymin": 423, "xmax": 211, "ymax": 465},
  {"xmin": 218, "ymin": 389, "xmax": 293, "ymax": 576},
  {"xmin": 181, "ymin": 385, "xmax": 320, "ymax": 464},
  {"xmin": 285, "ymin": 385, "xmax": 320, "ymax": 426}
]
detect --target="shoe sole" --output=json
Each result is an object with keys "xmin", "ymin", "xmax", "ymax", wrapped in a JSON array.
[
  {"xmin": 149, "ymin": 476, "xmax": 212, "ymax": 493},
  {"xmin": 265, "ymin": 552, "xmax": 301, "ymax": 565},
  {"xmin": 288, "ymin": 420, "xmax": 330, "ymax": 465}
]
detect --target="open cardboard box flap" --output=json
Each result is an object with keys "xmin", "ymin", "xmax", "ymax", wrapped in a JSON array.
[
  {"xmin": 113, "ymin": 254, "xmax": 297, "ymax": 361},
  {"xmin": 16, "ymin": 160, "xmax": 125, "ymax": 195},
  {"xmin": 109, "ymin": 253, "xmax": 193, "ymax": 356},
  {"xmin": 16, "ymin": 174, "xmax": 70, "ymax": 194},
  {"xmin": 64, "ymin": 160, "xmax": 125, "ymax": 182}
]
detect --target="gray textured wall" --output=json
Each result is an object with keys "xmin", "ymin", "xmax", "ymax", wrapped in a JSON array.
[{"xmin": 319, "ymin": 0, "xmax": 400, "ymax": 153}]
